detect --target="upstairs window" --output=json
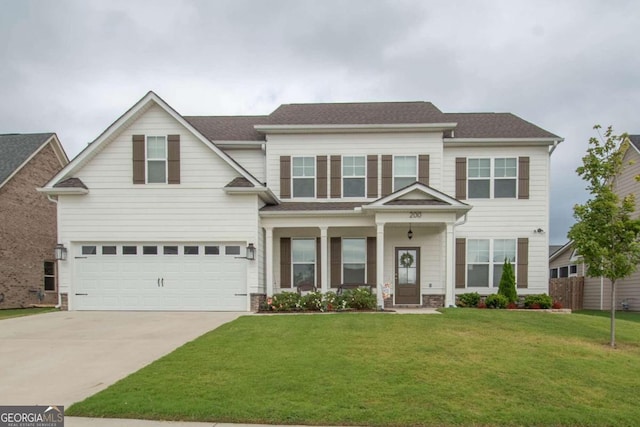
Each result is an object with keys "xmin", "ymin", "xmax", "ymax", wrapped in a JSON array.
[
  {"xmin": 343, "ymin": 156, "xmax": 366, "ymax": 197},
  {"xmin": 394, "ymin": 156, "xmax": 417, "ymax": 191},
  {"xmin": 147, "ymin": 136, "xmax": 167, "ymax": 183},
  {"xmin": 494, "ymin": 158, "xmax": 517, "ymax": 198},
  {"xmin": 468, "ymin": 158, "xmax": 517, "ymax": 199},
  {"xmin": 292, "ymin": 157, "xmax": 315, "ymax": 197}
]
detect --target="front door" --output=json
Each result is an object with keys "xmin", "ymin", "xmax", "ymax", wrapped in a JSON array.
[{"xmin": 395, "ymin": 247, "xmax": 420, "ymax": 304}]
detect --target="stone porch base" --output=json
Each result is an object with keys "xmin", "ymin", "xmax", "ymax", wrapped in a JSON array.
[{"xmin": 383, "ymin": 294, "xmax": 445, "ymax": 309}]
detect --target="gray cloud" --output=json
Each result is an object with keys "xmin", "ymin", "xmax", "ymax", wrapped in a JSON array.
[{"xmin": 1, "ymin": 0, "xmax": 638, "ymax": 244}]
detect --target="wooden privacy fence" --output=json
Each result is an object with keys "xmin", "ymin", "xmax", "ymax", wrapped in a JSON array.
[{"xmin": 549, "ymin": 277, "xmax": 584, "ymax": 310}]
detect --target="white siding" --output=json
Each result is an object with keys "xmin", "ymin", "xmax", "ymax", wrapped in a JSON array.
[
  {"xmin": 56, "ymin": 104, "xmax": 261, "ymax": 300},
  {"xmin": 265, "ymin": 132, "xmax": 444, "ymax": 199},
  {"xmin": 444, "ymin": 145, "xmax": 551, "ymax": 294},
  {"xmin": 223, "ymin": 148, "xmax": 266, "ymax": 183}
]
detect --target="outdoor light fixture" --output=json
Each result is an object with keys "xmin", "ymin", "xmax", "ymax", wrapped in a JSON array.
[
  {"xmin": 533, "ymin": 228, "xmax": 545, "ymax": 234},
  {"xmin": 407, "ymin": 225, "xmax": 414, "ymax": 240},
  {"xmin": 246, "ymin": 243, "xmax": 256, "ymax": 260},
  {"xmin": 54, "ymin": 243, "xmax": 67, "ymax": 261}
]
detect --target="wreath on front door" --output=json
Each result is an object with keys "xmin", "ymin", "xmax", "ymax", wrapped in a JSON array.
[{"xmin": 400, "ymin": 252, "xmax": 414, "ymax": 268}]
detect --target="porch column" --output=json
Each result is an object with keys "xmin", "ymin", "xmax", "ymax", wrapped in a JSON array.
[
  {"xmin": 376, "ymin": 222, "xmax": 385, "ymax": 309},
  {"xmin": 320, "ymin": 226, "xmax": 329, "ymax": 293},
  {"xmin": 265, "ymin": 227, "xmax": 274, "ymax": 297},
  {"xmin": 445, "ymin": 222, "xmax": 455, "ymax": 307}
]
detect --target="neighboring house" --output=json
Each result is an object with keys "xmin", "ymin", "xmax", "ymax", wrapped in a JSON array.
[
  {"xmin": 0, "ymin": 133, "xmax": 69, "ymax": 308},
  {"xmin": 549, "ymin": 134, "xmax": 640, "ymax": 311},
  {"xmin": 39, "ymin": 92, "xmax": 562, "ymax": 311}
]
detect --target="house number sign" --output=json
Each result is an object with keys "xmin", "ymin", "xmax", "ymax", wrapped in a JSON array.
[{"xmin": 409, "ymin": 211, "xmax": 422, "ymax": 218}]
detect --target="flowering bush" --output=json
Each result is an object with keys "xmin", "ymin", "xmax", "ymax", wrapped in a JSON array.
[
  {"xmin": 524, "ymin": 294, "xmax": 553, "ymax": 309},
  {"xmin": 552, "ymin": 301, "xmax": 563, "ymax": 309},
  {"xmin": 261, "ymin": 288, "xmax": 377, "ymax": 312}
]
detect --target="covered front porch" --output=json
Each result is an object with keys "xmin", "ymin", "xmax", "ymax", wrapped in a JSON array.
[{"xmin": 260, "ymin": 183, "xmax": 471, "ymax": 308}]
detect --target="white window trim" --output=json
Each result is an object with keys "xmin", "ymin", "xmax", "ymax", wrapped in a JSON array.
[
  {"xmin": 145, "ymin": 135, "xmax": 168, "ymax": 184},
  {"xmin": 393, "ymin": 155, "xmax": 418, "ymax": 192},
  {"xmin": 467, "ymin": 157, "xmax": 518, "ymax": 199},
  {"xmin": 342, "ymin": 155, "xmax": 366, "ymax": 198},
  {"xmin": 341, "ymin": 237, "xmax": 367, "ymax": 284},
  {"xmin": 291, "ymin": 238, "xmax": 317, "ymax": 287},
  {"xmin": 466, "ymin": 238, "xmax": 517, "ymax": 288},
  {"xmin": 291, "ymin": 155, "xmax": 316, "ymax": 199}
]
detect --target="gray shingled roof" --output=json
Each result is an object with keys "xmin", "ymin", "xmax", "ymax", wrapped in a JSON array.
[
  {"xmin": 628, "ymin": 135, "xmax": 640, "ymax": 151},
  {"xmin": 185, "ymin": 102, "xmax": 559, "ymax": 141},
  {"xmin": 261, "ymin": 202, "xmax": 364, "ymax": 212},
  {"xmin": 0, "ymin": 133, "xmax": 54, "ymax": 184},
  {"xmin": 265, "ymin": 101, "xmax": 446, "ymax": 125},
  {"xmin": 225, "ymin": 177, "xmax": 255, "ymax": 188},
  {"xmin": 184, "ymin": 116, "xmax": 267, "ymax": 141},
  {"xmin": 443, "ymin": 113, "xmax": 560, "ymax": 139},
  {"xmin": 53, "ymin": 177, "xmax": 87, "ymax": 189}
]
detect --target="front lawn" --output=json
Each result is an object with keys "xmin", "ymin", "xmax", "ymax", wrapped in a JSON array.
[
  {"xmin": 68, "ymin": 310, "xmax": 640, "ymax": 426},
  {"xmin": 0, "ymin": 307, "xmax": 57, "ymax": 319}
]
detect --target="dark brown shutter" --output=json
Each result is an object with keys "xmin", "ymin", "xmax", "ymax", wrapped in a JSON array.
[
  {"xmin": 280, "ymin": 238, "xmax": 291, "ymax": 288},
  {"xmin": 381, "ymin": 155, "xmax": 393, "ymax": 196},
  {"xmin": 518, "ymin": 157, "xmax": 530, "ymax": 200},
  {"xmin": 367, "ymin": 155, "xmax": 378, "ymax": 198},
  {"xmin": 455, "ymin": 157, "xmax": 467, "ymax": 200},
  {"xmin": 280, "ymin": 156, "xmax": 291, "ymax": 199},
  {"xmin": 455, "ymin": 238, "xmax": 466, "ymax": 288},
  {"xmin": 132, "ymin": 135, "xmax": 145, "ymax": 184},
  {"xmin": 317, "ymin": 156, "xmax": 328, "ymax": 198},
  {"xmin": 330, "ymin": 237, "xmax": 341, "ymax": 287},
  {"xmin": 330, "ymin": 156, "xmax": 341, "ymax": 198},
  {"xmin": 418, "ymin": 155, "xmax": 430, "ymax": 186},
  {"xmin": 367, "ymin": 237, "xmax": 376, "ymax": 286},
  {"xmin": 316, "ymin": 237, "xmax": 322, "ymax": 288},
  {"xmin": 517, "ymin": 238, "xmax": 529, "ymax": 288},
  {"xmin": 167, "ymin": 135, "xmax": 180, "ymax": 184}
]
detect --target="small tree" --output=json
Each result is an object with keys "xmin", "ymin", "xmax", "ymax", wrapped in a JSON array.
[
  {"xmin": 498, "ymin": 258, "xmax": 517, "ymax": 303},
  {"xmin": 568, "ymin": 125, "xmax": 640, "ymax": 347}
]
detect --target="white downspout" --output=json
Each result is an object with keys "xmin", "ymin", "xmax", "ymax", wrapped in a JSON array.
[
  {"xmin": 47, "ymin": 195, "xmax": 63, "ymax": 309},
  {"xmin": 448, "ymin": 213, "xmax": 469, "ymax": 307}
]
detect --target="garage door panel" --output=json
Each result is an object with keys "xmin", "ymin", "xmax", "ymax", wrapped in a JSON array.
[{"xmin": 74, "ymin": 243, "xmax": 247, "ymax": 311}]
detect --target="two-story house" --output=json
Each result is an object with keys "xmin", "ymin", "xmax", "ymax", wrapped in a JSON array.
[
  {"xmin": 39, "ymin": 92, "xmax": 562, "ymax": 311},
  {"xmin": 1, "ymin": 133, "xmax": 68, "ymax": 308}
]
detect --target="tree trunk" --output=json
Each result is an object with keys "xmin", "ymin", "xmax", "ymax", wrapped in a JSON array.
[{"xmin": 610, "ymin": 279, "xmax": 616, "ymax": 348}]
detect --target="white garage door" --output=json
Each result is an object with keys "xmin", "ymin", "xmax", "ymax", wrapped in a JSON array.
[{"xmin": 73, "ymin": 243, "xmax": 248, "ymax": 311}]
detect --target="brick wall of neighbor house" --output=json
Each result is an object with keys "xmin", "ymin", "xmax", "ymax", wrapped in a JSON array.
[{"xmin": 0, "ymin": 143, "xmax": 60, "ymax": 308}]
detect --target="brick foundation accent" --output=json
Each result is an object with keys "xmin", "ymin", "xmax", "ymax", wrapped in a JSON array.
[
  {"xmin": 250, "ymin": 293, "xmax": 266, "ymax": 312},
  {"xmin": 384, "ymin": 295, "xmax": 393, "ymax": 309},
  {"xmin": 422, "ymin": 294, "xmax": 445, "ymax": 308},
  {"xmin": 60, "ymin": 293, "xmax": 68, "ymax": 311}
]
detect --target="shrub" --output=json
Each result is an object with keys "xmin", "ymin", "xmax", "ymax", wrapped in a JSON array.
[
  {"xmin": 270, "ymin": 292, "xmax": 302, "ymax": 312},
  {"xmin": 457, "ymin": 292, "xmax": 481, "ymax": 308},
  {"xmin": 485, "ymin": 294, "xmax": 508, "ymax": 309},
  {"xmin": 343, "ymin": 288, "xmax": 377, "ymax": 310},
  {"xmin": 524, "ymin": 294, "xmax": 553, "ymax": 309},
  {"xmin": 506, "ymin": 302, "xmax": 518, "ymax": 310},
  {"xmin": 301, "ymin": 291, "xmax": 323, "ymax": 311},
  {"xmin": 552, "ymin": 301, "xmax": 563, "ymax": 309},
  {"xmin": 497, "ymin": 259, "xmax": 518, "ymax": 303},
  {"xmin": 477, "ymin": 301, "xmax": 487, "ymax": 309}
]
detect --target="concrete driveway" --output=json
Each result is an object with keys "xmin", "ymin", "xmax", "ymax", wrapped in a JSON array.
[{"xmin": 0, "ymin": 311, "xmax": 244, "ymax": 407}]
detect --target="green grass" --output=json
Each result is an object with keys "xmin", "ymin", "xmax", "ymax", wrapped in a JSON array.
[
  {"xmin": 68, "ymin": 310, "xmax": 640, "ymax": 426},
  {"xmin": 0, "ymin": 307, "xmax": 57, "ymax": 319},
  {"xmin": 576, "ymin": 309, "xmax": 640, "ymax": 323}
]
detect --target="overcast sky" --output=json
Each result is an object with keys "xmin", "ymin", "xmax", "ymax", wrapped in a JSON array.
[{"xmin": 1, "ymin": 0, "xmax": 638, "ymax": 244}]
